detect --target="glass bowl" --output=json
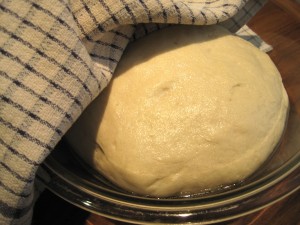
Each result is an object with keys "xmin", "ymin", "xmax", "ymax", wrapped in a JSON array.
[
  {"xmin": 40, "ymin": 101, "xmax": 300, "ymax": 224},
  {"xmin": 40, "ymin": 4, "xmax": 300, "ymax": 222}
]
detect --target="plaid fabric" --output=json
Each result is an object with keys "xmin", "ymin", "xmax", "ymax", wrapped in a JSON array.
[
  {"xmin": 0, "ymin": 0, "xmax": 266, "ymax": 224},
  {"xmin": 236, "ymin": 24, "xmax": 272, "ymax": 52}
]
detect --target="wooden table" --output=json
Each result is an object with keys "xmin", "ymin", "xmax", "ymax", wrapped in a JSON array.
[{"xmin": 32, "ymin": 1, "xmax": 300, "ymax": 225}]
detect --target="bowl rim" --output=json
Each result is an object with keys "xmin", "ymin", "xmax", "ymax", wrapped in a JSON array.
[{"xmin": 40, "ymin": 150, "xmax": 300, "ymax": 224}]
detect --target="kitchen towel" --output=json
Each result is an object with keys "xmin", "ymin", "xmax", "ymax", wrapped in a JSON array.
[{"xmin": 0, "ymin": 0, "xmax": 266, "ymax": 224}]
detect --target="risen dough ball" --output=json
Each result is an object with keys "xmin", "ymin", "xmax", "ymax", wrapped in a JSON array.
[{"xmin": 66, "ymin": 25, "xmax": 288, "ymax": 197}]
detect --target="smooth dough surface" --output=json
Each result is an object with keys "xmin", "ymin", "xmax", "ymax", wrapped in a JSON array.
[{"xmin": 66, "ymin": 25, "xmax": 289, "ymax": 197}]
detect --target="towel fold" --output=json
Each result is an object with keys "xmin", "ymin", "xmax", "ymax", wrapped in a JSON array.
[{"xmin": 0, "ymin": 0, "xmax": 267, "ymax": 224}]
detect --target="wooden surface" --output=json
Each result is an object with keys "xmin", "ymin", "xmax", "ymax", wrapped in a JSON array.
[
  {"xmin": 271, "ymin": 0, "xmax": 300, "ymax": 21},
  {"xmin": 33, "ymin": 1, "xmax": 300, "ymax": 225}
]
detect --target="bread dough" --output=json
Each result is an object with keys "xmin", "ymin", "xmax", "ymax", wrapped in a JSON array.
[{"xmin": 66, "ymin": 25, "xmax": 289, "ymax": 197}]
